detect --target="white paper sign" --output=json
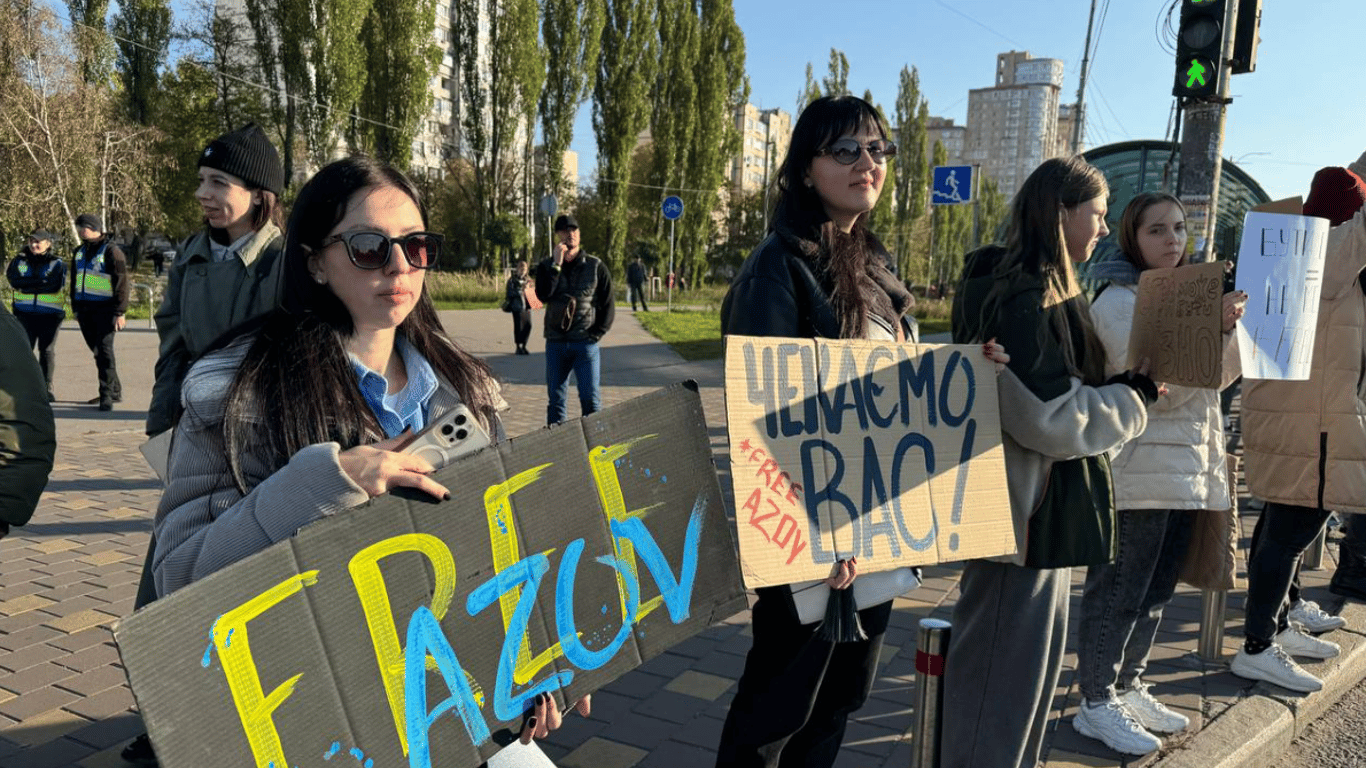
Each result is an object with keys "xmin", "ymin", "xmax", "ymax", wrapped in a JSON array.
[{"xmin": 1234, "ymin": 212, "xmax": 1331, "ymax": 380}]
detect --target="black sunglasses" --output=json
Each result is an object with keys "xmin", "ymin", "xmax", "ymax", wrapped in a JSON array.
[
  {"xmin": 815, "ymin": 138, "xmax": 898, "ymax": 166},
  {"xmin": 319, "ymin": 230, "xmax": 441, "ymax": 270}
]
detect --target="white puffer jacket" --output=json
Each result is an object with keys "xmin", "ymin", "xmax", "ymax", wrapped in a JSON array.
[{"xmin": 1090, "ymin": 281, "xmax": 1240, "ymax": 510}]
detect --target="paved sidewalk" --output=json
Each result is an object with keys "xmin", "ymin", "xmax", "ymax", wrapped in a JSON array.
[{"xmin": 0, "ymin": 309, "xmax": 1362, "ymax": 768}]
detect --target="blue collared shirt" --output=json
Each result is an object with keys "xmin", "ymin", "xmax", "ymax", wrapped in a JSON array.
[{"xmin": 349, "ymin": 338, "xmax": 440, "ymax": 438}]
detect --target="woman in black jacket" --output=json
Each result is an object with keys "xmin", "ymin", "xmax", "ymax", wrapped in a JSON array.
[
  {"xmin": 716, "ymin": 95, "xmax": 1005, "ymax": 768},
  {"xmin": 506, "ymin": 259, "xmax": 533, "ymax": 354}
]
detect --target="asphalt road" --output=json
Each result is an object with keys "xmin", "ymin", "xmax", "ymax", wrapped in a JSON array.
[{"xmin": 1271, "ymin": 678, "xmax": 1366, "ymax": 767}]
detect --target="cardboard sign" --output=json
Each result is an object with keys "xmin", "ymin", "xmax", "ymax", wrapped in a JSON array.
[
  {"xmin": 115, "ymin": 383, "xmax": 746, "ymax": 768},
  {"xmin": 1127, "ymin": 261, "xmax": 1226, "ymax": 388},
  {"xmin": 1234, "ymin": 209, "xmax": 1331, "ymax": 380},
  {"xmin": 723, "ymin": 337, "xmax": 1014, "ymax": 589}
]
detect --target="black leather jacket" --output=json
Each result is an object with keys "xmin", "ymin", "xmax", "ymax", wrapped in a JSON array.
[{"xmin": 721, "ymin": 224, "xmax": 917, "ymax": 341}]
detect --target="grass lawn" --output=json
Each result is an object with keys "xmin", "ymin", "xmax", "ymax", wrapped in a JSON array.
[
  {"xmin": 635, "ymin": 310, "xmax": 723, "ymax": 361},
  {"xmin": 635, "ymin": 308, "xmax": 953, "ymax": 361}
]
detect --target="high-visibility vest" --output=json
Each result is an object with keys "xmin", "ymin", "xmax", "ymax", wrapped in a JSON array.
[
  {"xmin": 11, "ymin": 258, "xmax": 65, "ymax": 315},
  {"xmin": 73, "ymin": 242, "xmax": 113, "ymax": 302}
]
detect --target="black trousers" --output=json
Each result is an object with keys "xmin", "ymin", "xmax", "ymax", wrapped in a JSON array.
[
  {"xmin": 75, "ymin": 305, "xmax": 121, "ymax": 400},
  {"xmin": 715, "ymin": 587, "xmax": 890, "ymax": 768},
  {"xmin": 15, "ymin": 312, "xmax": 62, "ymax": 392},
  {"xmin": 629, "ymin": 282, "xmax": 649, "ymax": 311},
  {"xmin": 513, "ymin": 310, "xmax": 532, "ymax": 347}
]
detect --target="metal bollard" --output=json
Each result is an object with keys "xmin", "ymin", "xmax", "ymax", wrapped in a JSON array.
[
  {"xmin": 1197, "ymin": 589, "xmax": 1227, "ymax": 661},
  {"xmin": 1302, "ymin": 528, "xmax": 1327, "ymax": 570},
  {"xmin": 912, "ymin": 618, "xmax": 952, "ymax": 768}
]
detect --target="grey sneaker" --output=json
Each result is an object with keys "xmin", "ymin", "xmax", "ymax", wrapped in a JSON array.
[
  {"xmin": 1230, "ymin": 646, "xmax": 1322, "ymax": 692},
  {"xmin": 1072, "ymin": 697, "xmax": 1162, "ymax": 756},
  {"xmin": 1275, "ymin": 626, "xmax": 1340, "ymax": 659},
  {"xmin": 1288, "ymin": 599, "xmax": 1346, "ymax": 633},
  {"xmin": 1118, "ymin": 684, "xmax": 1190, "ymax": 733}
]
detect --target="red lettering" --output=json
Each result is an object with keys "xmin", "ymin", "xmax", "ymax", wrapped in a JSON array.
[
  {"xmin": 786, "ymin": 536, "xmax": 808, "ymax": 565},
  {"xmin": 739, "ymin": 439, "xmax": 753, "ymax": 454},
  {"xmin": 786, "ymin": 483, "xmax": 803, "ymax": 506},
  {"xmin": 748, "ymin": 446, "xmax": 768, "ymax": 464},
  {"xmin": 755, "ymin": 458, "xmax": 779, "ymax": 487},
  {"xmin": 773, "ymin": 514, "xmax": 798, "ymax": 549},
  {"xmin": 768, "ymin": 471, "xmax": 789, "ymax": 498}
]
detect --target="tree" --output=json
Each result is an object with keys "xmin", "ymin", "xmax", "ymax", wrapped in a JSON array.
[
  {"xmin": 150, "ymin": 59, "xmax": 224, "ymax": 239},
  {"xmin": 865, "ymin": 99, "xmax": 897, "ymax": 241},
  {"xmin": 178, "ymin": 0, "xmax": 270, "ymax": 133},
  {"xmin": 354, "ymin": 0, "xmax": 440, "ymax": 168},
  {"xmin": 894, "ymin": 66, "xmax": 929, "ymax": 224},
  {"xmin": 592, "ymin": 0, "xmax": 658, "ymax": 270},
  {"xmin": 112, "ymin": 0, "xmax": 171, "ymax": 124},
  {"xmin": 796, "ymin": 62, "xmax": 821, "ymax": 114},
  {"xmin": 929, "ymin": 139, "xmax": 970, "ymax": 286},
  {"xmin": 821, "ymin": 49, "xmax": 849, "ymax": 97},
  {"xmin": 65, "ymin": 0, "xmax": 112, "ymax": 84},
  {"xmin": 676, "ymin": 0, "xmax": 746, "ymax": 287},
  {"xmin": 276, "ymin": 0, "xmax": 373, "ymax": 169},
  {"xmin": 976, "ymin": 174, "xmax": 1009, "ymax": 247},
  {"xmin": 453, "ymin": 0, "xmax": 544, "ymax": 269},
  {"xmin": 539, "ymin": 0, "xmax": 602, "ymax": 200}
]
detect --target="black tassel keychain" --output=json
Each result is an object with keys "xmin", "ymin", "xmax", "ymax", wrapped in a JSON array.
[{"xmin": 815, "ymin": 560, "xmax": 867, "ymax": 643}]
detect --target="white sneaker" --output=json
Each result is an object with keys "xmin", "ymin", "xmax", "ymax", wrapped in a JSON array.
[
  {"xmin": 1275, "ymin": 626, "xmax": 1341, "ymax": 659},
  {"xmin": 1288, "ymin": 599, "xmax": 1346, "ymax": 633},
  {"xmin": 1230, "ymin": 646, "xmax": 1323, "ymax": 692},
  {"xmin": 1117, "ymin": 684, "xmax": 1190, "ymax": 733},
  {"xmin": 1072, "ymin": 697, "xmax": 1163, "ymax": 756}
]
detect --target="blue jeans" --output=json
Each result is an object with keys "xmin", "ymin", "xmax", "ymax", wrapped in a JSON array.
[
  {"xmin": 1076, "ymin": 509, "xmax": 1194, "ymax": 701},
  {"xmin": 545, "ymin": 339, "xmax": 601, "ymax": 425}
]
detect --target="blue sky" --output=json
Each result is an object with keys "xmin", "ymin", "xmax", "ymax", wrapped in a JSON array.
[{"xmin": 568, "ymin": 0, "xmax": 1364, "ymax": 202}]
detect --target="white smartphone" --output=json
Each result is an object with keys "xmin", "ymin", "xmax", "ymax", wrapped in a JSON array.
[{"xmin": 401, "ymin": 405, "xmax": 491, "ymax": 469}]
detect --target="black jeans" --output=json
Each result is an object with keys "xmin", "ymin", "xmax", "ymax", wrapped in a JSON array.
[
  {"xmin": 75, "ymin": 305, "xmax": 122, "ymax": 401},
  {"xmin": 15, "ymin": 311, "xmax": 62, "ymax": 392},
  {"xmin": 629, "ymin": 282, "xmax": 649, "ymax": 311},
  {"xmin": 513, "ymin": 310, "xmax": 532, "ymax": 347},
  {"xmin": 1244, "ymin": 503, "xmax": 1332, "ymax": 645},
  {"xmin": 715, "ymin": 587, "xmax": 890, "ymax": 768}
]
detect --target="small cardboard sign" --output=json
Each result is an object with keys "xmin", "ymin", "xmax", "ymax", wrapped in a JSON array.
[
  {"xmin": 1127, "ymin": 261, "xmax": 1226, "ymax": 388},
  {"xmin": 723, "ymin": 336, "xmax": 1014, "ymax": 589},
  {"xmin": 1234, "ymin": 208, "xmax": 1331, "ymax": 380},
  {"xmin": 115, "ymin": 383, "xmax": 745, "ymax": 768}
]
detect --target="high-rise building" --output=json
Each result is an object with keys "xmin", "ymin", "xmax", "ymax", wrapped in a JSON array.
[
  {"xmin": 964, "ymin": 51, "xmax": 1066, "ymax": 198},
  {"xmin": 926, "ymin": 117, "xmax": 967, "ymax": 166},
  {"xmin": 731, "ymin": 104, "xmax": 792, "ymax": 195}
]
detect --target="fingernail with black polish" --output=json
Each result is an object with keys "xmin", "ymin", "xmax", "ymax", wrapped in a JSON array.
[
  {"xmin": 526, "ymin": 717, "xmax": 537, "ymax": 730},
  {"xmin": 443, "ymin": 492, "xmax": 451, "ymax": 501}
]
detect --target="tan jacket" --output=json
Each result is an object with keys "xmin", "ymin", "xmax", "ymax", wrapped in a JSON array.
[{"xmin": 1242, "ymin": 151, "xmax": 1366, "ymax": 512}]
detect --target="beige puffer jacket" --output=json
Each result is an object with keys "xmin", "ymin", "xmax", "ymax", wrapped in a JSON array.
[
  {"xmin": 1242, "ymin": 152, "xmax": 1366, "ymax": 512},
  {"xmin": 1091, "ymin": 282, "xmax": 1239, "ymax": 511}
]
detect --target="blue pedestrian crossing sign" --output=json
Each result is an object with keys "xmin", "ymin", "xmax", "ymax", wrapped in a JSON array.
[
  {"xmin": 662, "ymin": 195, "xmax": 684, "ymax": 220},
  {"xmin": 932, "ymin": 165, "xmax": 974, "ymax": 205}
]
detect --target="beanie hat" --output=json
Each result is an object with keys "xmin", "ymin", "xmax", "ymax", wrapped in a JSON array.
[
  {"xmin": 74, "ymin": 213, "xmax": 103, "ymax": 232},
  {"xmin": 29, "ymin": 229, "xmax": 56, "ymax": 242},
  {"xmin": 1303, "ymin": 166, "xmax": 1366, "ymax": 226},
  {"xmin": 199, "ymin": 123, "xmax": 285, "ymax": 196}
]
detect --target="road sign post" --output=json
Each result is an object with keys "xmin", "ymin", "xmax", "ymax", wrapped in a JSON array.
[
  {"xmin": 662, "ymin": 196, "xmax": 684, "ymax": 311},
  {"xmin": 539, "ymin": 195, "xmax": 557, "ymax": 265}
]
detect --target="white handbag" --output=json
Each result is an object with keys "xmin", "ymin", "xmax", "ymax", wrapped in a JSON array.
[{"xmin": 788, "ymin": 567, "xmax": 921, "ymax": 625}]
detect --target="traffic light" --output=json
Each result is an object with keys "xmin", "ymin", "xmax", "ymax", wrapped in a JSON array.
[{"xmin": 1172, "ymin": 0, "xmax": 1227, "ymax": 99}]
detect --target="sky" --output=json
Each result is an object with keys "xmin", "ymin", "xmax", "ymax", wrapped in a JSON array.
[{"xmin": 567, "ymin": 0, "xmax": 1365, "ymax": 202}]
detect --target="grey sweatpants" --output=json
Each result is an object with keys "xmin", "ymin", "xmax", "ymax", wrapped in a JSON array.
[{"xmin": 940, "ymin": 560, "xmax": 1071, "ymax": 768}]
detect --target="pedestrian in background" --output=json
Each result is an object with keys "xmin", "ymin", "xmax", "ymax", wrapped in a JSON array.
[
  {"xmin": 506, "ymin": 258, "xmax": 533, "ymax": 355},
  {"xmin": 6, "ymin": 229, "xmax": 66, "ymax": 401},
  {"xmin": 945, "ymin": 156, "xmax": 1157, "ymax": 768},
  {"xmin": 1233, "ymin": 153, "xmax": 1366, "ymax": 693},
  {"xmin": 1072, "ymin": 192, "xmax": 1244, "ymax": 756},
  {"xmin": 70, "ymin": 213, "xmax": 129, "ymax": 411},
  {"xmin": 0, "ymin": 308, "xmax": 56, "ymax": 540},
  {"xmin": 146, "ymin": 123, "xmax": 286, "ymax": 438},
  {"xmin": 534, "ymin": 214, "xmax": 613, "ymax": 425},
  {"xmin": 627, "ymin": 254, "xmax": 649, "ymax": 311}
]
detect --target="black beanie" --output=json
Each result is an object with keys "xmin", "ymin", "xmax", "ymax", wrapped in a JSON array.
[
  {"xmin": 199, "ymin": 123, "xmax": 285, "ymax": 195},
  {"xmin": 74, "ymin": 213, "xmax": 103, "ymax": 232}
]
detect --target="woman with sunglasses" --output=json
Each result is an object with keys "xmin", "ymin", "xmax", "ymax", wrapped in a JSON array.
[
  {"xmin": 715, "ymin": 95, "xmax": 1005, "ymax": 768},
  {"xmin": 943, "ymin": 157, "xmax": 1158, "ymax": 768}
]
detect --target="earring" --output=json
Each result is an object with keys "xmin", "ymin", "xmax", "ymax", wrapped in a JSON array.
[{"xmin": 314, "ymin": 274, "xmax": 325, "ymax": 285}]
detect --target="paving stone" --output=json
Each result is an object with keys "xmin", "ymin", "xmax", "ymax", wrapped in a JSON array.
[
  {"xmin": 637, "ymin": 738, "xmax": 716, "ymax": 768},
  {"xmin": 55, "ymin": 643, "xmax": 122, "ymax": 674},
  {"xmin": 630, "ymin": 690, "xmax": 709, "ymax": 725},
  {"xmin": 663, "ymin": 670, "xmax": 733, "ymax": 701},
  {"xmin": 54, "ymin": 665, "xmax": 129, "ymax": 697},
  {"xmin": 559, "ymin": 736, "xmax": 647, "ymax": 768},
  {"xmin": 64, "ymin": 712, "xmax": 146, "ymax": 751},
  {"xmin": 0, "ymin": 687, "xmax": 82, "ymax": 723},
  {"xmin": 61, "ymin": 687, "xmax": 135, "ymax": 721},
  {"xmin": 43, "ymin": 610, "xmax": 119, "ymax": 635},
  {"xmin": 0, "ymin": 661, "xmax": 80, "ymax": 695},
  {"xmin": 0, "ymin": 594, "xmax": 56, "ymax": 617}
]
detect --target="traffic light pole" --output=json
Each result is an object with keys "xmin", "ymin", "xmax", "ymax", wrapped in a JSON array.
[{"xmin": 1177, "ymin": 0, "xmax": 1239, "ymax": 263}]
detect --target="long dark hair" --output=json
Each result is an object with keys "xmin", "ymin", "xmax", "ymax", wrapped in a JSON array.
[
  {"xmin": 221, "ymin": 156, "xmax": 499, "ymax": 492},
  {"xmin": 1117, "ymin": 191, "xmax": 1186, "ymax": 270},
  {"xmin": 770, "ymin": 95, "xmax": 894, "ymax": 338},
  {"xmin": 985, "ymin": 156, "xmax": 1110, "ymax": 384}
]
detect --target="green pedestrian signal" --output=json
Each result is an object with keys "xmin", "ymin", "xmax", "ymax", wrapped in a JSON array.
[
  {"xmin": 1185, "ymin": 59, "xmax": 1208, "ymax": 88},
  {"xmin": 1172, "ymin": 0, "xmax": 1226, "ymax": 98}
]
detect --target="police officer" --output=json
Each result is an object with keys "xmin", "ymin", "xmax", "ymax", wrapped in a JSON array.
[
  {"xmin": 70, "ymin": 213, "xmax": 130, "ymax": 411},
  {"xmin": 5, "ymin": 229, "xmax": 66, "ymax": 401}
]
